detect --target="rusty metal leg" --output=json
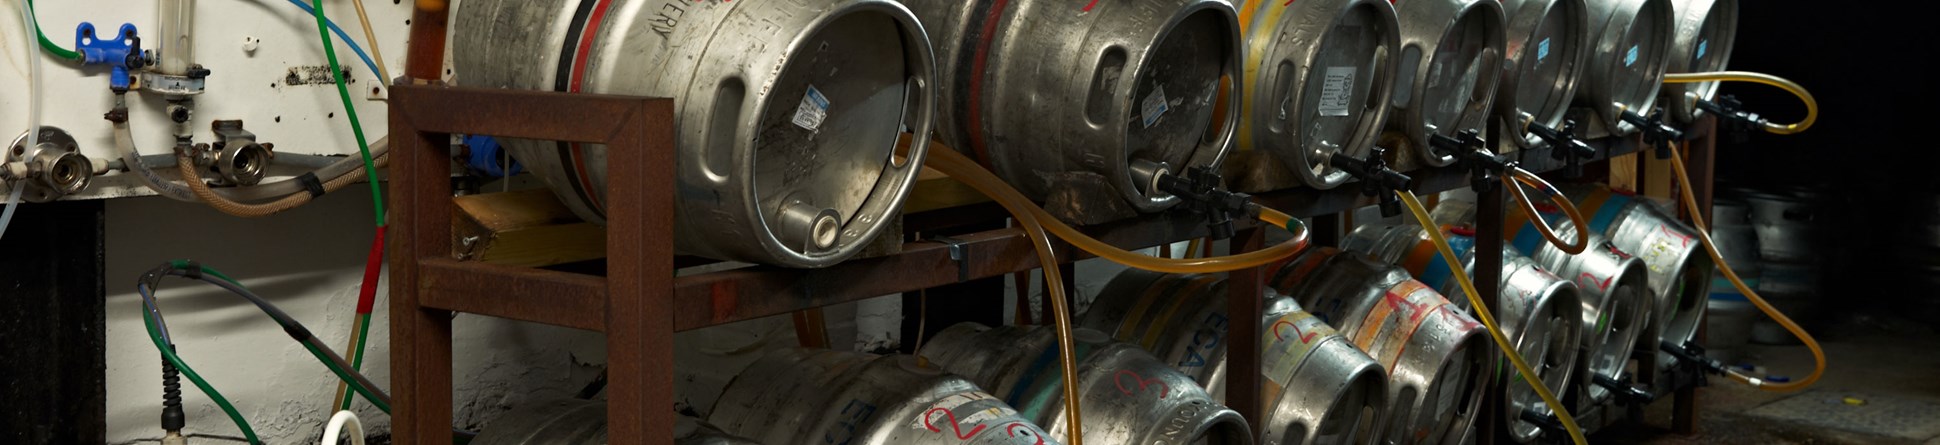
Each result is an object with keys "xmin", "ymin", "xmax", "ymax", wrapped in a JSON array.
[
  {"xmin": 390, "ymin": 100, "xmax": 457, "ymax": 445},
  {"xmin": 1225, "ymin": 228, "xmax": 1266, "ymax": 436},
  {"xmin": 1475, "ymin": 119, "xmax": 1506, "ymax": 445},
  {"xmin": 603, "ymin": 103, "xmax": 680, "ymax": 445}
]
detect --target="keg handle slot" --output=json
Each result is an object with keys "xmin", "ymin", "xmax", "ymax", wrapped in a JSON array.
[
  {"xmin": 1527, "ymin": 119, "xmax": 1594, "ymax": 178},
  {"xmin": 1329, "ymin": 146, "xmax": 1412, "ymax": 217}
]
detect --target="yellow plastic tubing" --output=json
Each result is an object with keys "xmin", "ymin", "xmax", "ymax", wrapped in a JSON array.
[
  {"xmin": 1502, "ymin": 167, "xmax": 1592, "ymax": 255},
  {"xmin": 1663, "ymin": 71, "xmax": 1818, "ymax": 135},
  {"xmin": 926, "ymin": 147, "xmax": 1312, "ymax": 274},
  {"xmin": 1667, "ymin": 144, "xmax": 1825, "ymax": 391},
  {"xmin": 1397, "ymin": 190, "xmax": 1590, "ymax": 445}
]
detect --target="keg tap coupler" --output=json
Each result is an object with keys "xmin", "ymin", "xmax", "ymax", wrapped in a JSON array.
[
  {"xmin": 1329, "ymin": 146, "xmax": 1412, "ymax": 217},
  {"xmin": 1157, "ymin": 165, "xmax": 1251, "ymax": 240},
  {"xmin": 1430, "ymin": 129, "xmax": 1512, "ymax": 192},
  {"xmin": 1528, "ymin": 120, "xmax": 1595, "ymax": 178},
  {"xmin": 1694, "ymin": 95, "xmax": 1761, "ymax": 143},
  {"xmin": 1619, "ymin": 107, "xmax": 1685, "ymax": 159}
]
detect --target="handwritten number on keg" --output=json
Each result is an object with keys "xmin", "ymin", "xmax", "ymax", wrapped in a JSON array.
[
  {"xmin": 1005, "ymin": 422, "xmax": 1048, "ymax": 445},
  {"xmin": 1114, "ymin": 369, "xmax": 1171, "ymax": 399},
  {"xmin": 923, "ymin": 407, "xmax": 987, "ymax": 440},
  {"xmin": 1272, "ymin": 319, "xmax": 1318, "ymax": 344},
  {"xmin": 1661, "ymin": 225, "xmax": 1696, "ymax": 248},
  {"xmin": 1578, "ymin": 272, "xmax": 1615, "ymax": 293},
  {"xmin": 824, "ymin": 399, "xmax": 876, "ymax": 445}
]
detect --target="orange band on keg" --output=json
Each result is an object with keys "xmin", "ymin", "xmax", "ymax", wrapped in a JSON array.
[
  {"xmin": 1271, "ymin": 247, "xmax": 1340, "ymax": 293},
  {"xmin": 1398, "ymin": 229, "xmax": 1447, "ymax": 276},
  {"xmin": 1117, "ymin": 274, "xmax": 1201, "ymax": 342}
]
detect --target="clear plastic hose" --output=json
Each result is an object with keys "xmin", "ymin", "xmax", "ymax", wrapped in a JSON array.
[
  {"xmin": 1666, "ymin": 143, "xmax": 1824, "ymax": 391},
  {"xmin": 1663, "ymin": 71, "xmax": 1817, "ymax": 135},
  {"xmin": 1397, "ymin": 190, "xmax": 1589, "ymax": 445},
  {"xmin": 4, "ymin": 0, "xmax": 44, "ymax": 241},
  {"xmin": 1503, "ymin": 166, "xmax": 1591, "ymax": 254},
  {"xmin": 926, "ymin": 147, "xmax": 1311, "ymax": 273}
]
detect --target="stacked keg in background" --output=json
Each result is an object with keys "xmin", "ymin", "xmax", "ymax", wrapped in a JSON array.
[
  {"xmin": 1705, "ymin": 196, "xmax": 1759, "ymax": 362},
  {"xmin": 1734, "ymin": 188, "xmax": 1826, "ymax": 344}
]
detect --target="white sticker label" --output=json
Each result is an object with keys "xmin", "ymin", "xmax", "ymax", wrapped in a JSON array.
[
  {"xmin": 1140, "ymin": 85, "xmax": 1169, "ymax": 128},
  {"xmin": 1624, "ymin": 45, "xmax": 1640, "ymax": 67},
  {"xmin": 792, "ymin": 84, "xmax": 831, "ymax": 131},
  {"xmin": 1319, "ymin": 66, "xmax": 1356, "ymax": 117},
  {"xmin": 1536, "ymin": 38, "xmax": 1552, "ymax": 62}
]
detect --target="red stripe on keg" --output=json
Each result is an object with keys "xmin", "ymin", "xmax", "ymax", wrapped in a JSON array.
[
  {"xmin": 565, "ymin": 0, "xmax": 618, "ymax": 216},
  {"xmin": 965, "ymin": 0, "xmax": 1012, "ymax": 168},
  {"xmin": 1082, "ymin": 0, "xmax": 1100, "ymax": 12}
]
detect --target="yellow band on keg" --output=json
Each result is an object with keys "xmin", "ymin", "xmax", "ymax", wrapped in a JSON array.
[{"xmin": 1237, "ymin": 0, "xmax": 1293, "ymax": 152}]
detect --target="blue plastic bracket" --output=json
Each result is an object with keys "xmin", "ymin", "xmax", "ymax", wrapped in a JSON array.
[{"xmin": 75, "ymin": 22, "xmax": 141, "ymax": 90}]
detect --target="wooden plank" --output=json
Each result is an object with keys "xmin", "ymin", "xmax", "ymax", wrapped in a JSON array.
[
  {"xmin": 1608, "ymin": 153, "xmax": 1640, "ymax": 192},
  {"xmin": 418, "ymin": 258, "xmax": 607, "ymax": 331},
  {"xmin": 452, "ymin": 189, "xmax": 607, "ymax": 267}
]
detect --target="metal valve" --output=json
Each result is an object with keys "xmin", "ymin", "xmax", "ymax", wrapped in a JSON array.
[
  {"xmin": 206, "ymin": 120, "xmax": 272, "ymax": 186},
  {"xmin": 7, "ymin": 126, "xmax": 99, "ymax": 203},
  {"xmin": 1328, "ymin": 146, "xmax": 1412, "ymax": 217}
]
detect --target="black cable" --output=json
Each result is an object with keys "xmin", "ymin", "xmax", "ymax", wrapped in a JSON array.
[{"xmin": 155, "ymin": 267, "xmax": 395, "ymax": 408}]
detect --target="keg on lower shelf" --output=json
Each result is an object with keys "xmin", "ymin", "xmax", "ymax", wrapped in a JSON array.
[
  {"xmin": 1711, "ymin": 198, "xmax": 1760, "ymax": 275},
  {"xmin": 905, "ymin": 0, "xmax": 1241, "ymax": 221},
  {"xmin": 1577, "ymin": 0, "xmax": 1675, "ymax": 136},
  {"xmin": 471, "ymin": 398, "xmax": 757, "ymax": 445},
  {"xmin": 1388, "ymin": 0, "xmax": 1507, "ymax": 168},
  {"xmin": 1432, "ymin": 200, "xmax": 1653, "ymax": 410},
  {"xmin": 452, "ymin": 0, "xmax": 936, "ymax": 268},
  {"xmin": 1082, "ymin": 270, "xmax": 1391, "ymax": 445},
  {"xmin": 1565, "ymin": 186, "xmax": 1713, "ymax": 371},
  {"xmin": 1743, "ymin": 191, "xmax": 1819, "ymax": 262},
  {"xmin": 709, "ymin": 349, "xmax": 1060, "ymax": 445},
  {"xmin": 1341, "ymin": 224, "xmax": 1583, "ymax": 443},
  {"xmin": 1234, "ymin": 0, "xmax": 1399, "ymax": 189},
  {"xmin": 1270, "ymin": 249, "xmax": 1491, "ymax": 444},
  {"xmin": 1494, "ymin": 0, "xmax": 1590, "ymax": 151},
  {"xmin": 1704, "ymin": 276, "xmax": 1758, "ymax": 364},
  {"xmin": 921, "ymin": 323, "xmax": 1254, "ymax": 445},
  {"xmin": 1661, "ymin": 0, "xmax": 1738, "ymax": 122},
  {"xmin": 1750, "ymin": 260, "xmax": 1818, "ymax": 345}
]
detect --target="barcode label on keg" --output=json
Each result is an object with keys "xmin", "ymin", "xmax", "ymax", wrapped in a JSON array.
[
  {"xmin": 1537, "ymin": 38, "xmax": 1552, "ymax": 62},
  {"xmin": 1319, "ymin": 66, "xmax": 1356, "ymax": 117},
  {"xmin": 793, "ymin": 84, "xmax": 831, "ymax": 131},
  {"xmin": 1141, "ymin": 85, "xmax": 1170, "ymax": 128}
]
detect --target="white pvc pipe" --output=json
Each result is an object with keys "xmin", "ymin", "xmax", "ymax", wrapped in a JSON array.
[{"xmin": 320, "ymin": 410, "xmax": 365, "ymax": 445}]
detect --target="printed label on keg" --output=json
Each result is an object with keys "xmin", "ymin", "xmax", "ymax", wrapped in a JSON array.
[
  {"xmin": 793, "ymin": 84, "xmax": 831, "ymax": 131},
  {"xmin": 1537, "ymin": 38, "xmax": 1552, "ymax": 62},
  {"xmin": 1696, "ymin": 40, "xmax": 1709, "ymax": 62},
  {"xmin": 1319, "ymin": 66, "xmax": 1356, "ymax": 117},
  {"xmin": 1624, "ymin": 45, "xmax": 1640, "ymax": 67},
  {"xmin": 1141, "ymin": 85, "xmax": 1170, "ymax": 128}
]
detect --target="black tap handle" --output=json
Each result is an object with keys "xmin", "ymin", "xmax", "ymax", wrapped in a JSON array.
[
  {"xmin": 1157, "ymin": 166, "xmax": 1249, "ymax": 240},
  {"xmin": 1592, "ymin": 374, "xmax": 1656, "ymax": 405},
  {"xmin": 1329, "ymin": 147, "xmax": 1413, "ymax": 217}
]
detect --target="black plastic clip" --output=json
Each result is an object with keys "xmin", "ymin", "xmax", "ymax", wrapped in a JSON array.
[
  {"xmin": 1157, "ymin": 166, "xmax": 1250, "ymax": 240},
  {"xmin": 1329, "ymin": 146, "xmax": 1413, "ymax": 217},
  {"xmin": 931, "ymin": 236, "xmax": 970, "ymax": 283}
]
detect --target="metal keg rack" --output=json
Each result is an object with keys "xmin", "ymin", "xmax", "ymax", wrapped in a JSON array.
[{"xmin": 385, "ymin": 83, "xmax": 1717, "ymax": 444}]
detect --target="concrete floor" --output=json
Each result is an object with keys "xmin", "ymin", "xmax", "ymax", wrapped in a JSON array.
[{"xmin": 1589, "ymin": 313, "xmax": 1940, "ymax": 444}]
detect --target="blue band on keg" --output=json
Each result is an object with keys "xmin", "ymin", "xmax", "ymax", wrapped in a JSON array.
[
  {"xmin": 1420, "ymin": 235, "xmax": 1476, "ymax": 291},
  {"xmin": 1511, "ymin": 220, "xmax": 1546, "ymax": 255},
  {"xmin": 1588, "ymin": 194, "xmax": 1632, "ymax": 234},
  {"xmin": 1007, "ymin": 340, "xmax": 1093, "ymax": 419}
]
